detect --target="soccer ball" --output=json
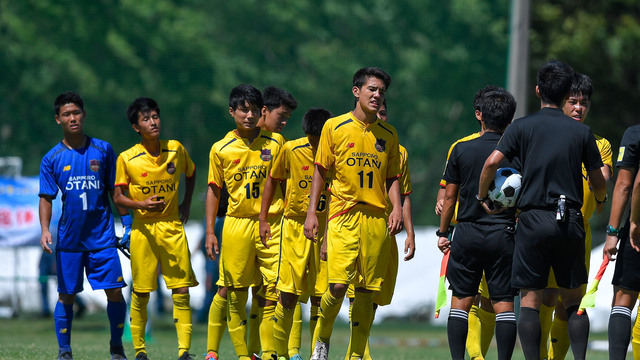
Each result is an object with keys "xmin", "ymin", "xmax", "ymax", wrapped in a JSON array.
[{"xmin": 488, "ymin": 167, "xmax": 522, "ymax": 208}]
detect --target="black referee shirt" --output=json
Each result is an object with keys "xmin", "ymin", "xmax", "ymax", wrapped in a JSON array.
[
  {"xmin": 496, "ymin": 107, "xmax": 603, "ymax": 210},
  {"xmin": 444, "ymin": 132, "xmax": 517, "ymax": 224},
  {"xmin": 617, "ymin": 124, "xmax": 640, "ymax": 169}
]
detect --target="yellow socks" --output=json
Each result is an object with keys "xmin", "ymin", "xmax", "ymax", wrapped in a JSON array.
[
  {"xmin": 274, "ymin": 303, "xmax": 296, "ymax": 357},
  {"xmin": 130, "ymin": 292, "xmax": 149, "ymax": 357},
  {"xmin": 259, "ymin": 304, "xmax": 277, "ymax": 359},
  {"xmin": 478, "ymin": 305, "xmax": 496, "ymax": 357},
  {"xmin": 309, "ymin": 304, "xmax": 320, "ymax": 353},
  {"xmin": 248, "ymin": 297, "xmax": 261, "ymax": 355},
  {"xmin": 349, "ymin": 292, "xmax": 374, "ymax": 359},
  {"xmin": 172, "ymin": 293, "xmax": 192, "ymax": 356},
  {"xmin": 548, "ymin": 318, "xmax": 569, "ymax": 360},
  {"xmin": 207, "ymin": 293, "xmax": 228, "ymax": 355},
  {"xmin": 317, "ymin": 291, "xmax": 343, "ymax": 343},
  {"xmin": 466, "ymin": 304, "xmax": 483, "ymax": 359},
  {"xmin": 288, "ymin": 303, "xmax": 302, "ymax": 357},
  {"xmin": 538, "ymin": 303, "xmax": 555, "ymax": 359},
  {"xmin": 228, "ymin": 289, "xmax": 250, "ymax": 357}
]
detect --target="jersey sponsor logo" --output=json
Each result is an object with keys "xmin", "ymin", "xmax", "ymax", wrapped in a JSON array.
[
  {"xmin": 302, "ymin": 165, "xmax": 309, "ymax": 170},
  {"xmin": 141, "ymin": 179, "xmax": 176, "ymax": 195},
  {"xmin": 375, "ymin": 138, "xmax": 386, "ymax": 152},
  {"xmin": 66, "ymin": 175, "xmax": 101, "ymax": 191},
  {"xmin": 347, "ymin": 152, "xmax": 382, "ymax": 169},
  {"xmin": 261, "ymin": 149, "xmax": 272, "ymax": 161},
  {"xmin": 618, "ymin": 147, "xmax": 625, "ymax": 162},
  {"xmin": 166, "ymin": 162, "xmax": 176, "ymax": 175},
  {"xmin": 90, "ymin": 159, "xmax": 99, "ymax": 172},
  {"xmin": 63, "ymin": 165, "xmax": 71, "ymax": 172},
  {"xmin": 234, "ymin": 165, "xmax": 267, "ymax": 181}
]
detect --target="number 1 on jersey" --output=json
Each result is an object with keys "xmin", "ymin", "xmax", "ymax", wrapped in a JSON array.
[{"xmin": 79, "ymin": 192, "xmax": 87, "ymax": 210}]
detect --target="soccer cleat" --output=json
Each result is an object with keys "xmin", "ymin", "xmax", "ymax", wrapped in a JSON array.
[
  {"xmin": 178, "ymin": 351, "xmax": 195, "ymax": 360},
  {"xmin": 135, "ymin": 352, "xmax": 148, "ymax": 360},
  {"xmin": 205, "ymin": 352, "xmax": 219, "ymax": 360},
  {"xmin": 57, "ymin": 350, "xmax": 73, "ymax": 360},
  {"xmin": 310, "ymin": 341, "xmax": 329, "ymax": 360},
  {"xmin": 251, "ymin": 354, "xmax": 262, "ymax": 360},
  {"xmin": 290, "ymin": 354, "xmax": 304, "ymax": 360},
  {"xmin": 110, "ymin": 345, "xmax": 127, "ymax": 360}
]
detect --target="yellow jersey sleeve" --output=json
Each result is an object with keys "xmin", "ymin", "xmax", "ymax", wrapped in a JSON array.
[
  {"xmin": 581, "ymin": 135, "xmax": 613, "ymax": 222},
  {"xmin": 316, "ymin": 112, "xmax": 401, "ymax": 218},
  {"xmin": 115, "ymin": 140, "xmax": 192, "ymax": 220},
  {"xmin": 399, "ymin": 145, "xmax": 412, "ymax": 195},
  {"xmin": 208, "ymin": 130, "xmax": 284, "ymax": 217}
]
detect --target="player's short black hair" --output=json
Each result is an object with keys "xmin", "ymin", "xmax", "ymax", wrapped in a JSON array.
[
  {"xmin": 480, "ymin": 88, "xmax": 516, "ymax": 133},
  {"xmin": 229, "ymin": 84, "xmax": 263, "ymax": 110},
  {"xmin": 352, "ymin": 67, "xmax": 391, "ymax": 89},
  {"xmin": 570, "ymin": 72, "xmax": 593, "ymax": 101},
  {"xmin": 536, "ymin": 60, "xmax": 574, "ymax": 107},
  {"xmin": 263, "ymin": 87, "xmax": 298, "ymax": 111},
  {"xmin": 54, "ymin": 91, "xmax": 84, "ymax": 115},
  {"xmin": 127, "ymin": 97, "xmax": 160, "ymax": 125},
  {"xmin": 473, "ymin": 85, "xmax": 502, "ymax": 111},
  {"xmin": 302, "ymin": 108, "xmax": 333, "ymax": 136}
]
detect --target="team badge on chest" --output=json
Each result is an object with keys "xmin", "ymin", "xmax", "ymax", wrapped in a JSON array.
[
  {"xmin": 375, "ymin": 138, "xmax": 386, "ymax": 152},
  {"xmin": 166, "ymin": 161, "xmax": 176, "ymax": 175},
  {"xmin": 261, "ymin": 149, "xmax": 272, "ymax": 161},
  {"xmin": 90, "ymin": 159, "xmax": 100, "ymax": 172}
]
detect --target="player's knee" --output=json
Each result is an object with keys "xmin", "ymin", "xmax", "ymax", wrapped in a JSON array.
[
  {"xmin": 171, "ymin": 287, "xmax": 189, "ymax": 295},
  {"xmin": 58, "ymin": 293, "xmax": 76, "ymax": 305},
  {"xmin": 105, "ymin": 287, "xmax": 124, "ymax": 302},
  {"xmin": 330, "ymin": 283, "xmax": 348, "ymax": 298}
]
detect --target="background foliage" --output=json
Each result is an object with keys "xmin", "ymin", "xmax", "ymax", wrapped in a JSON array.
[{"xmin": 1, "ymin": 0, "xmax": 639, "ymax": 227}]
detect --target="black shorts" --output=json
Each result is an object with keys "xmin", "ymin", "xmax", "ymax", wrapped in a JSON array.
[
  {"xmin": 612, "ymin": 222, "xmax": 640, "ymax": 291},
  {"xmin": 512, "ymin": 209, "xmax": 587, "ymax": 290},
  {"xmin": 447, "ymin": 222, "xmax": 518, "ymax": 301}
]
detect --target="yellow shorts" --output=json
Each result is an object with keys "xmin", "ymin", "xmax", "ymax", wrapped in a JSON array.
[
  {"xmin": 327, "ymin": 204, "xmax": 390, "ymax": 291},
  {"xmin": 345, "ymin": 235, "xmax": 397, "ymax": 305},
  {"xmin": 216, "ymin": 214, "xmax": 281, "ymax": 289},
  {"xmin": 547, "ymin": 221, "xmax": 592, "ymax": 289},
  {"xmin": 277, "ymin": 216, "xmax": 328, "ymax": 298},
  {"xmin": 130, "ymin": 218, "xmax": 198, "ymax": 292}
]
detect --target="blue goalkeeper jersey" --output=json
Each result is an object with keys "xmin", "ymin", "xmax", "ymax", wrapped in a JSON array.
[{"xmin": 39, "ymin": 136, "xmax": 117, "ymax": 251}]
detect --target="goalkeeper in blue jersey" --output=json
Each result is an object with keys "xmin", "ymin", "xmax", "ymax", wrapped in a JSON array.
[{"xmin": 39, "ymin": 91, "xmax": 130, "ymax": 360}]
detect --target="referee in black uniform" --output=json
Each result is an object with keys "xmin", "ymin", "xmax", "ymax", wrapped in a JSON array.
[
  {"xmin": 604, "ymin": 124, "xmax": 640, "ymax": 359},
  {"xmin": 477, "ymin": 60, "xmax": 607, "ymax": 360},
  {"xmin": 438, "ymin": 86, "xmax": 518, "ymax": 360}
]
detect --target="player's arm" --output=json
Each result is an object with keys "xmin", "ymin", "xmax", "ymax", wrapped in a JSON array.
[
  {"xmin": 435, "ymin": 187, "xmax": 445, "ymax": 216},
  {"xmin": 259, "ymin": 176, "xmax": 280, "ymax": 247},
  {"xmin": 113, "ymin": 185, "xmax": 166, "ymax": 212},
  {"xmin": 604, "ymin": 167, "xmax": 636, "ymax": 260},
  {"xmin": 401, "ymin": 194, "xmax": 416, "ymax": 260},
  {"xmin": 438, "ymin": 183, "xmax": 459, "ymax": 253},
  {"xmin": 179, "ymin": 168, "xmax": 196, "ymax": 224},
  {"xmin": 386, "ymin": 177, "xmax": 403, "ymax": 235},
  {"xmin": 588, "ymin": 167, "xmax": 607, "ymax": 208},
  {"xmin": 109, "ymin": 189, "xmax": 133, "ymax": 249},
  {"xmin": 478, "ymin": 149, "xmax": 505, "ymax": 214},
  {"xmin": 38, "ymin": 195, "xmax": 54, "ymax": 254},
  {"xmin": 205, "ymin": 183, "xmax": 221, "ymax": 260},
  {"xmin": 628, "ymin": 169, "xmax": 640, "ymax": 252},
  {"xmin": 304, "ymin": 165, "xmax": 327, "ymax": 241}
]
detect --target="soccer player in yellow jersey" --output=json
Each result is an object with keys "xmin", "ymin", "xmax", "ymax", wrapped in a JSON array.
[
  {"xmin": 436, "ymin": 86, "xmax": 504, "ymax": 360},
  {"xmin": 304, "ymin": 67, "xmax": 403, "ymax": 360},
  {"xmin": 113, "ymin": 97, "xmax": 198, "ymax": 360},
  {"xmin": 259, "ymin": 108, "xmax": 333, "ymax": 360},
  {"xmin": 540, "ymin": 73, "xmax": 612, "ymax": 360},
  {"xmin": 205, "ymin": 84, "xmax": 284, "ymax": 360}
]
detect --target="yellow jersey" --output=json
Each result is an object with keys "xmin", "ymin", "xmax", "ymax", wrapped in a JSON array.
[
  {"xmin": 208, "ymin": 129, "xmax": 284, "ymax": 217},
  {"xmin": 270, "ymin": 136, "xmax": 331, "ymax": 217},
  {"xmin": 115, "ymin": 140, "xmax": 195, "ymax": 220},
  {"xmin": 582, "ymin": 134, "xmax": 613, "ymax": 222},
  {"xmin": 315, "ymin": 112, "xmax": 401, "ymax": 219},
  {"xmin": 399, "ymin": 145, "xmax": 412, "ymax": 196}
]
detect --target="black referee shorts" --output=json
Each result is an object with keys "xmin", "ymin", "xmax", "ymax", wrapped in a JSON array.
[
  {"xmin": 612, "ymin": 222, "xmax": 640, "ymax": 292},
  {"xmin": 447, "ymin": 221, "xmax": 518, "ymax": 301},
  {"xmin": 512, "ymin": 209, "xmax": 587, "ymax": 290}
]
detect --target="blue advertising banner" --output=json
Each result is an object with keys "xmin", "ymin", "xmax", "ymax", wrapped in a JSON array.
[{"xmin": 0, "ymin": 176, "xmax": 60, "ymax": 247}]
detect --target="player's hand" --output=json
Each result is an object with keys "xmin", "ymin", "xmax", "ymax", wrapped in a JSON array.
[
  {"xmin": 259, "ymin": 218, "xmax": 271, "ymax": 248},
  {"xmin": 437, "ymin": 236, "xmax": 450, "ymax": 254},
  {"xmin": 480, "ymin": 198, "xmax": 505, "ymax": 215},
  {"xmin": 630, "ymin": 222, "xmax": 640, "ymax": 252},
  {"xmin": 320, "ymin": 238, "xmax": 327, "ymax": 261},
  {"xmin": 388, "ymin": 207, "xmax": 403, "ymax": 235},
  {"xmin": 40, "ymin": 231, "xmax": 53, "ymax": 254},
  {"xmin": 603, "ymin": 234, "xmax": 619, "ymax": 261},
  {"xmin": 205, "ymin": 232, "xmax": 219, "ymax": 261},
  {"xmin": 142, "ymin": 195, "xmax": 165, "ymax": 212},
  {"xmin": 179, "ymin": 203, "xmax": 190, "ymax": 224},
  {"xmin": 596, "ymin": 202, "xmax": 605, "ymax": 215},
  {"xmin": 435, "ymin": 199, "xmax": 444, "ymax": 216},
  {"xmin": 119, "ymin": 214, "xmax": 132, "ymax": 250},
  {"xmin": 304, "ymin": 213, "xmax": 319, "ymax": 242},
  {"xmin": 404, "ymin": 235, "xmax": 416, "ymax": 261}
]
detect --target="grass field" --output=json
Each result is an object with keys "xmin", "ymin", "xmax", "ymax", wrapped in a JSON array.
[{"xmin": 0, "ymin": 311, "xmax": 613, "ymax": 360}]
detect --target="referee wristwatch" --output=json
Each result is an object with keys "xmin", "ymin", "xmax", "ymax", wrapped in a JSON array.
[
  {"xmin": 606, "ymin": 225, "xmax": 619, "ymax": 237},
  {"xmin": 436, "ymin": 229, "xmax": 449, "ymax": 237}
]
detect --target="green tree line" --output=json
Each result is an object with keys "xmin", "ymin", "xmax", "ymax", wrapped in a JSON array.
[{"xmin": 1, "ymin": 0, "xmax": 639, "ymax": 227}]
